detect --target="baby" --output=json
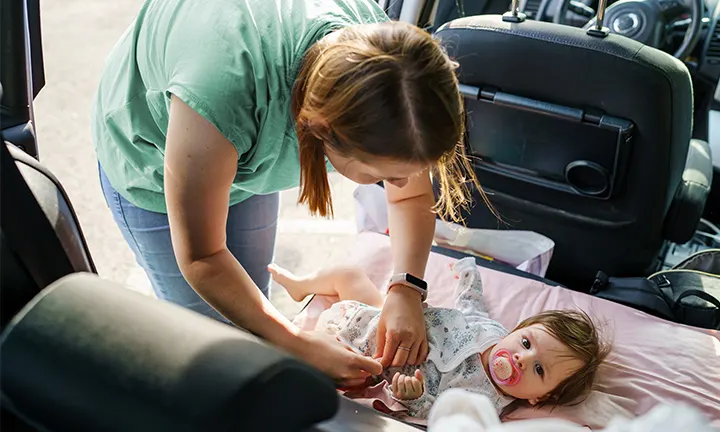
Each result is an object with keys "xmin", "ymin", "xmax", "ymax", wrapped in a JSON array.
[{"xmin": 269, "ymin": 257, "xmax": 609, "ymax": 419}]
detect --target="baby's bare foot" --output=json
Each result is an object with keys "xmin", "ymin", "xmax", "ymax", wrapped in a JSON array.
[{"xmin": 267, "ymin": 263, "xmax": 308, "ymax": 302}]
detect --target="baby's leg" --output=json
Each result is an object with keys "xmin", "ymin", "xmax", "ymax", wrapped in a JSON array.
[{"xmin": 268, "ymin": 264, "xmax": 384, "ymax": 307}]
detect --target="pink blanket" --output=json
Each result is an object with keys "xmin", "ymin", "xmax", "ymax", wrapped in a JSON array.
[{"xmin": 293, "ymin": 233, "xmax": 720, "ymax": 429}]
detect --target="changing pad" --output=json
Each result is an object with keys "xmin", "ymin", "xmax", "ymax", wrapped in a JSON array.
[{"xmin": 293, "ymin": 233, "xmax": 720, "ymax": 429}]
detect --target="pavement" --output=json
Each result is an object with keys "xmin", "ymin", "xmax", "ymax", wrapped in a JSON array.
[{"xmin": 33, "ymin": 0, "xmax": 361, "ymax": 319}]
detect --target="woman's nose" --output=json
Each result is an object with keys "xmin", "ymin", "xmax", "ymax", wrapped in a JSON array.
[{"xmin": 387, "ymin": 178, "xmax": 408, "ymax": 188}]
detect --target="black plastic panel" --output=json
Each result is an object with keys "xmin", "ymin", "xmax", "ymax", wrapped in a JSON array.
[
  {"xmin": 0, "ymin": 0, "xmax": 44, "ymax": 158},
  {"xmin": 699, "ymin": 1, "xmax": 720, "ymax": 81},
  {"xmin": 465, "ymin": 90, "xmax": 634, "ymax": 200}
]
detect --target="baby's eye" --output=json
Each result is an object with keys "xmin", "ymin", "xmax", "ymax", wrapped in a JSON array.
[
  {"xmin": 535, "ymin": 364, "xmax": 544, "ymax": 376},
  {"xmin": 522, "ymin": 337, "xmax": 531, "ymax": 349}
]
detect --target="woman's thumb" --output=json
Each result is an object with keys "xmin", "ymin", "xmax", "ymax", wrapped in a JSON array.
[
  {"xmin": 415, "ymin": 369, "xmax": 424, "ymax": 382},
  {"xmin": 358, "ymin": 355, "xmax": 383, "ymax": 376}
]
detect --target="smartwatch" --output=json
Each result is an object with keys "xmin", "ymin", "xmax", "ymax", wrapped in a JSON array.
[{"xmin": 388, "ymin": 273, "xmax": 428, "ymax": 301}]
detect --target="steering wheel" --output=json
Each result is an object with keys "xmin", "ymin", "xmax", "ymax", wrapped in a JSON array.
[{"xmin": 578, "ymin": 0, "xmax": 703, "ymax": 59}]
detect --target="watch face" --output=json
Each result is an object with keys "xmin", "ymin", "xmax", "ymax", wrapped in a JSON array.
[{"xmin": 405, "ymin": 273, "xmax": 427, "ymax": 290}]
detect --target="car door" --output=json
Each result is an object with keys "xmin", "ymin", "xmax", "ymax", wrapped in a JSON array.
[{"xmin": 1, "ymin": 0, "xmax": 44, "ymax": 158}]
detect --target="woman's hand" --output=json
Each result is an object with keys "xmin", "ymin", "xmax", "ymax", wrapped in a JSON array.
[
  {"xmin": 374, "ymin": 285, "xmax": 429, "ymax": 367},
  {"xmin": 293, "ymin": 331, "xmax": 383, "ymax": 388},
  {"xmin": 391, "ymin": 369, "xmax": 424, "ymax": 401},
  {"xmin": 380, "ymin": 170, "xmax": 434, "ymax": 368}
]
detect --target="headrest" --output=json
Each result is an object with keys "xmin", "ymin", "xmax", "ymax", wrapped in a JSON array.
[
  {"xmin": 433, "ymin": 15, "xmax": 689, "ymax": 101},
  {"xmin": 0, "ymin": 273, "xmax": 338, "ymax": 432}
]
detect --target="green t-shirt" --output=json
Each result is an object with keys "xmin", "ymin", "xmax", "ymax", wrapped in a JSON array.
[{"xmin": 91, "ymin": 0, "xmax": 388, "ymax": 213}]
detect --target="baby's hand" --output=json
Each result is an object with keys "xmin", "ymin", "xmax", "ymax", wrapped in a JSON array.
[{"xmin": 391, "ymin": 369, "xmax": 424, "ymax": 400}]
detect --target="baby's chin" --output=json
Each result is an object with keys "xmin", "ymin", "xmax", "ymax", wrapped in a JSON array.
[{"xmin": 489, "ymin": 370, "xmax": 534, "ymax": 401}]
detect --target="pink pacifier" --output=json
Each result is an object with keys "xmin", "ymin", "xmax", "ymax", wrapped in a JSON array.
[{"xmin": 489, "ymin": 349, "xmax": 522, "ymax": 386}]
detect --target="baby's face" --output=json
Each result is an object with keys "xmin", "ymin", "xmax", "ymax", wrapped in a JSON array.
[{"xmin": 488, "ymin": 324, "xmax": 584, "ymax": 404}]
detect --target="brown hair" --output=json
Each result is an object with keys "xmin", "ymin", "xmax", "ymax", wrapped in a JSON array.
[
  {"xmin": 291, "ymin": 20, "xmax": 489, "ymax": 220},
  {"xmin": 513, "ymin": 309, "xmax": 610, "ymax": 409}
]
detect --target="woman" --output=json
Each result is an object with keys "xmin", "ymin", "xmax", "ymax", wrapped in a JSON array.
[{"xmin": 91, "ymin": 0, "xmax": 481, "ymax": 386}]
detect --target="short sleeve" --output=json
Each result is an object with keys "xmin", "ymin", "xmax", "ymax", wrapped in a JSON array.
[{"xmin": 162, "ymin": 4, "xmax": 259, "ymax": 157}]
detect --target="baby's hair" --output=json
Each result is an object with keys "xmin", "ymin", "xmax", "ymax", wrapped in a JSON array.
[{"xmin": 513, "ymin": 309, "xmax": 610, "ymax": 409}]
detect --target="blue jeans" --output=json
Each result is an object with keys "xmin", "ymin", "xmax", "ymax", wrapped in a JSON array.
[{"xmin": 98, "ymin": 163, "xmax": 279, "ymax": 323}]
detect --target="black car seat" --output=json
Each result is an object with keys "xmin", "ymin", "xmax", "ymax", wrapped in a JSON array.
[
  {"xmin": 0, "ymin": 272, "xmax": 341, "ymax": 432},
  {"xmin": 433, "ymin": 15, "xmax": 713, "ymax": 289},
  {"xmin": 0, "ymin": 139, "xmax": 96, "ymax": 331}
]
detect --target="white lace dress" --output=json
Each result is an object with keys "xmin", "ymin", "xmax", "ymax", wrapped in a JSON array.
[{"xmin": 315, "ymin": 257, "xmax": 515, "ymax": 419}]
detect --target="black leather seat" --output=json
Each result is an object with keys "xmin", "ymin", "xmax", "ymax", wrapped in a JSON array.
[
  {"xmin": 434, "ymin": 15, "xmax": 713, "ymax": 289},
  {"xmin": 0, "ymin": 141, "xmax": 96, "ymax": 331},
  {"xmin": 0, "ymin": 272, "xmax": 339, "ymax": 432}
]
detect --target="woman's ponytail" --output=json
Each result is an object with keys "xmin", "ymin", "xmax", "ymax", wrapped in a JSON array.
[{"xmin": 296, "ymin": 121, "xmax": 333, "ymax": 218}]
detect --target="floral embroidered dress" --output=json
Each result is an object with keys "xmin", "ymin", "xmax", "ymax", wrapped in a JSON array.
[{"xmin": 316, "ymin": 257, "xmax": 515, "ymax": 419}]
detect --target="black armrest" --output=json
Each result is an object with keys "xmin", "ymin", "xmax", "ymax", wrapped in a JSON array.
[
  {"xmin": 664, "ymin": 139, "xmax": 713, "ymax": 243},
  {"xmin": 0, "ymin": 273, "xmax": 338, "ymax": 432}
]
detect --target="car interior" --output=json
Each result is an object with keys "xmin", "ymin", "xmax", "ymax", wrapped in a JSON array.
[
  {"xmin": 1, "ymin": 0, "xmax": 719, "ymax": 430},
  {"xmin": 401, "ymin": 0, "xmax": 720, "ymax": 283}
]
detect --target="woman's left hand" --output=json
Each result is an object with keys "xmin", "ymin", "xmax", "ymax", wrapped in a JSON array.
[{"xmin": 375, "ymin": 285, "xmax": 428, "ymax": 367}]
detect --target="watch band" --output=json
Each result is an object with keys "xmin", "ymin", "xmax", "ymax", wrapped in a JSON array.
[{"xmin": 388, "ymin": 272, "xmax": 428, "ymax": 301}]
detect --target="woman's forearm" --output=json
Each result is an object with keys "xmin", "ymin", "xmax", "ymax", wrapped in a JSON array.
[
  {"xmin": 387, "ymin": 191, "xmax": 436, "ymax": 279},
  {"xmin": 180, "ymin": 248, "xmax": 300, "ymax": 348},
  {"xmin": 380, "ymin": 181, "xmax": 435, "ymax": 365},
  {"xmin": 163, "ymin": 96, "xmax": 305, "ymax": 356}
]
